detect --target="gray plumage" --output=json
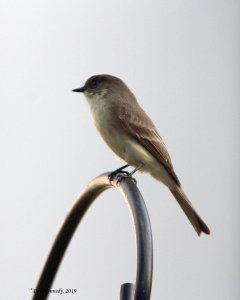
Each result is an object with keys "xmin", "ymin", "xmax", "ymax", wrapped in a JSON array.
[{"xmin": 73, "ymin": 74, "xmax": 210, "ymax": 236}]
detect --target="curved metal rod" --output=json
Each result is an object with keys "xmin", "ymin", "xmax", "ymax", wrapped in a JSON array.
[{"xmin": 32, "ymin": 172, "xmax": 153, "ymax": 300}]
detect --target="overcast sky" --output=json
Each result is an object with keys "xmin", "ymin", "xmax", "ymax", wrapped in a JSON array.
[{"xmin": 0, "ymin": 0, "xmax": 239, "ymax": 299}]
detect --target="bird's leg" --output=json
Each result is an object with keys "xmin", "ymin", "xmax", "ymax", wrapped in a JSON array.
[
  {"xmin": 129, "ymin": 163, "xmax": 144, "ymax": 176},
  {"xmin": 108, "ymin": 164, "xmax": 129, "ymax": 182},
  {"xmin": 115, "ymin": 163, "xmax": 144, "ymax": 185}
]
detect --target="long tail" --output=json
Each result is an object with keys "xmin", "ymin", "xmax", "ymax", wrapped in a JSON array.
[{"xmin": 170, "ymin": 186, "xmax": 210, "ymax": 236}]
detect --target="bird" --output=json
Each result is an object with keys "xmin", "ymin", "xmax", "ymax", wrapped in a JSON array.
[{"xmin": 72, "ymin": 74, "xmax": 210, "ymax": 236}]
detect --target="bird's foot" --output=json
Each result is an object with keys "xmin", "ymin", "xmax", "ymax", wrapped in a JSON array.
[
  {"xmin": 115, "ymin": 173, "xmax": 137, "ymax": 185},
  {"xmin": 108, "ymin": 163, "xmax": 143, "ymax": 185},
  {"xmin": 108, "ymin": 164, "xmax": 129, "ymax": 182}
]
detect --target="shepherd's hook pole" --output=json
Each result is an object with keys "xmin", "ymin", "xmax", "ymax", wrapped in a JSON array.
[{"xmin": 32, "ymin": 172, "xmax": 153, "ymax": 300}]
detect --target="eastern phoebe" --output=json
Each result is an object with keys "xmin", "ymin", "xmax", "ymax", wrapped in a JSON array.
[{"xmin": 73, "ymin": 74, "xmax": 210, "ymax": 236}]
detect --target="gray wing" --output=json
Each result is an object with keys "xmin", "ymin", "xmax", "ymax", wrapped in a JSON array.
[{"xmin": 118, "ymin": 103, "xmax": 181, "ymax": 186}]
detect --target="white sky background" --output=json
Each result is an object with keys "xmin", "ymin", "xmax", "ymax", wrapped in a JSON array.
[{"xmin": 0, "ymin": 0, "xmax": 239, "ymax": 299}]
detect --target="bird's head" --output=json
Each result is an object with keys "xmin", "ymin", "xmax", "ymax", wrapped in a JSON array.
[{"xmin": 72, "ymin": 74, "xmax": 125, "ymax": 99}]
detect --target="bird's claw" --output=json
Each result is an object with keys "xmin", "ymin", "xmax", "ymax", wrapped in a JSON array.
[
  {"xmin": 108, "ymin": 170, "xmax": 129, "ymax": 182},
  {"xmin": 108, "ymin": 164, "xmax": 137, "ymax": 185},
  {"xmin": 115, "ymin": 173, "xmax": 137, "ymax": 185}
]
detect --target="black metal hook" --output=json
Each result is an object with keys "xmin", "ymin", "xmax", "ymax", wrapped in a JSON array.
[{"xmin": 32, "ymin": 172, "xmax": 153, "ymax": 300}]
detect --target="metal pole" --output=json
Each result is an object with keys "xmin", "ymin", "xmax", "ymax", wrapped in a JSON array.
[
  {"xmin": 32, "ymin": 172, "xmax": 153, "ymax": 300},
  {"xmin": 120, "ymin": 283, "xmax": 135, "ymax": 300},
  {"xmin": 118, "ymin": 177, "xmax": 153, "ymax": 300}
]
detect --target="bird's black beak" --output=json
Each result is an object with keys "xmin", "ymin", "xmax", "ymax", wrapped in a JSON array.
[{"xmin": 72, "ymin": 86, "xmax": 86, "ymax": 93}]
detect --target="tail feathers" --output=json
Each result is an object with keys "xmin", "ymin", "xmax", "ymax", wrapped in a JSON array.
[{"xmin": 170, "ymin": 186, "xmax": 210, "ymax": 236}]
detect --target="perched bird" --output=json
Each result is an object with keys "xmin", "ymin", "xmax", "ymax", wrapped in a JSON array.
[{"xmin": 73, "ymin": 74, "xmax": 210, "ymax": 236}]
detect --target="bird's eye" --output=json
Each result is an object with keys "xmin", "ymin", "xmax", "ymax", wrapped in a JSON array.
[{"xmin": 90, "ymin": 79, "xmax": 99, "ymax": 89}]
